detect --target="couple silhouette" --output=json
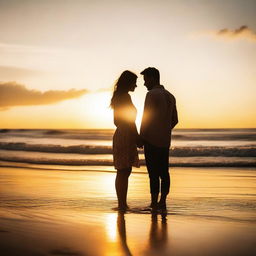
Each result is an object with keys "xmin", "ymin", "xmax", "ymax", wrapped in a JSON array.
[{"xmin": 111, "ymin": 67, "xmax": 178, "ymax": 212}]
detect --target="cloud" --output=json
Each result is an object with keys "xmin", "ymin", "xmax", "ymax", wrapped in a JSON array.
[
  {"xmin": 214, "ymin": 25, "xmax": 256, "ymax": 41},
  {"xmin": 0, "ymin": 66, "xmax": 44, "ymax": 80},
  {"xmin": 96, "ymin": 86, "xmax": 112, "ymax": 92},
  {"xmin": 0, "ymin": 82, "xmax": 88, "ymax": 109}
]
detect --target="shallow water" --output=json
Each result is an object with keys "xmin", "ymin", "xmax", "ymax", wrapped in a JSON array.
[{"xmin": 1, "ymin": 167, "xmax": 255, "ymax": 221}]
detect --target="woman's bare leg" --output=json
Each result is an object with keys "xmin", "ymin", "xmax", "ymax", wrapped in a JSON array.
[{"xmin": 115, "ymin": 167, "xmax": 132, "ymax": 210}]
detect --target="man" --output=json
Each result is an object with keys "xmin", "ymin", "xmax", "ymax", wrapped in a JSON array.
[{"xmin": 140, "ymin": 67, "xmax": 178, "ymax": 210}]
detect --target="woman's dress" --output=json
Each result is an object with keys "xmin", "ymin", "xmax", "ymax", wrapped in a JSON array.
[{"xmin": 112, "ymin": 93, "xmax": 140, "ymax": 170}]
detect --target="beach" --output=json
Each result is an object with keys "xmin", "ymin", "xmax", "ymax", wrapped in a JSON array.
[
  {"xmin": 1, "ymin": 0, "xmax": 256, "ymax": 255},
  {"xmin": 0, "ymin": 166, "xmax": 255, "ymax": 256}
]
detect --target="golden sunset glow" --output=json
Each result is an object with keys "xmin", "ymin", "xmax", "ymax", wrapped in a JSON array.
[
  {"xmin": 105, "ymin": 213, "xmax": 117, "ymax": 242},
  {"xmin": 0, "ymin": 0, "xmax": 255, "ymax": 129}
]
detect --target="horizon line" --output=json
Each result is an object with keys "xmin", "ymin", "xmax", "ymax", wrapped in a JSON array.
[{"xmin": 1, "ymin": 127, "xmax": 256, "ymax": 130}]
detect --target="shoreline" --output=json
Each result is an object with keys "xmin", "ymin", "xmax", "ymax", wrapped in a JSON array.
[{"xmin": 1, "ymin": 159, "xmax": 256, "ymax": 170}]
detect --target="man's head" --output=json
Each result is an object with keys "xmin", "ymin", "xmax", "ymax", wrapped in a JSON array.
[{"xmin": 140, "ymin": 67, "xmax": 160, "ymax": 90}]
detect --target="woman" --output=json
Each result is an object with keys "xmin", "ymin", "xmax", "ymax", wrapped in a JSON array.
[{"xmin": 110, "ymin": 70, "xmax": 142, "ymax": 211}]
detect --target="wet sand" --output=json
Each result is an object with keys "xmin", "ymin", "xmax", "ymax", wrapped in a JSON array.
[{"xmin": 0, "ymin": 166, "xmax": 255, "ymax": 256}]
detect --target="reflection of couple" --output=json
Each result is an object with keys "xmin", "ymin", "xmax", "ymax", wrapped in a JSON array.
[
  {"xmin": 111, "ymin": 67, "xmax": 178, "ymax": 211},
  {"xmin": 117, "ymin": 212, "xmax": 168, "ymax": 255}
]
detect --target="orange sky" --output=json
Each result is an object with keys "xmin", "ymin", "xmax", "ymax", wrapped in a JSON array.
[{"xmin": 0, "ymin": 0, "xmax": 255, "ymax": 129}]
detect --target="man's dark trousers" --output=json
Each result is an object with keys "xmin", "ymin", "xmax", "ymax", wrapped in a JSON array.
[{"xmin": 144, "ymin": 142, "xmax": 170, "ymax": 195}]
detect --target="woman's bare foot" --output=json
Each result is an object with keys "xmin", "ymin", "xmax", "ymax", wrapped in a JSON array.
[{"xmin": 112, "ymin": 204, "xmax": 130, "ymax": 212}]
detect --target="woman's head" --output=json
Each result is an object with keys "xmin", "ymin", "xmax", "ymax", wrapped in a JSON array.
[
  {"xmin": 110, "ymin": 70, "xmax": 137, "ymax": 108},
  {"xmin": 115, "ymin": 70, "xmax": 137, "ymax": 93}
]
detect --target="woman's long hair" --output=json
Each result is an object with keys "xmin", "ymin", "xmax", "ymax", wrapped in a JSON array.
[{"xmin": 110, "ymin": 70, "xmax": 137, "ymax": 109}]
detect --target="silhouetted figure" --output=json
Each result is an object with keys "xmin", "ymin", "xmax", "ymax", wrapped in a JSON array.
[
  {"xmin": 111, "ymin": 71, "xmax": 143, "ymax": 211},
  {"xmin": 117, "ymin": 212, "xmax": 132, "ymax": 256},
  {"xmin": 140, "ymin": 67, "xmax": 178, "ymax": 211}
]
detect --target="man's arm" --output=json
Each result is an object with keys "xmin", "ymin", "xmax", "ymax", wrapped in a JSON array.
[
  {"xmin": 140, "ymin": 93, "xmax": 154, "ymax": 136},
  {"xmin": 171, "ymin": 100, "xmax": 178, "ymax": 129}
]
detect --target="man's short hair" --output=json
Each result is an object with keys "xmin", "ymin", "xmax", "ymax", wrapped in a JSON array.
[{"xmin": 140, "ymin": 67, "xmax": 160, "ymax": 81}]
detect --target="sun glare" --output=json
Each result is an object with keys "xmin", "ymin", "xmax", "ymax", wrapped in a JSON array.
[
  {"xmin": 75, "ymin": 92, "xmax": 113, "ymax": 128},
  {"xmin": 105, "ymin": 213, "xmax": 117, "ymax": 242}
]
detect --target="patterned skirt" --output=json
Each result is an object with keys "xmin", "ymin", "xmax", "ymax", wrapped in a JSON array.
[{"xmin": 112, "ymin": 127, "xmax": 140, "ymax": 170}]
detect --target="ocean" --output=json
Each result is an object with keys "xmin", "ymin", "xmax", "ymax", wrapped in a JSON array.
[
  {"xmin": 1, "ymin": 129, "xmax": 256, "ymax": 256},
  {"xmin": 0, "ymin": 128, "xmax": 255, "ymax": 169}
]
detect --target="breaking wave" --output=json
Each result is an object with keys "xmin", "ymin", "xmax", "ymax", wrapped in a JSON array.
[
  {"xmin": 0, "ymin": 157, "xmax": 255, "ymax": 167},
  {"xmin": 1, "ymin": 128, "xmax": 256, "ymax": 141},
  {"xmin": 0, "ymin": 142, "xmax": 255, "ymax": 157}
]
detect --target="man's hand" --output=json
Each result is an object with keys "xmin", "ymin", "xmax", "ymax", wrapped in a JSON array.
[{"xmin": 136, "ymin": 135, "xmax": 144, "ymax": 148}]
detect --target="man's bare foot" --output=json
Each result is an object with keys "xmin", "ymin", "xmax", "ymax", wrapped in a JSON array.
[
  {"xmin": 157, "ymin": 202, "xmax": 167, "ymax": 210},
  {"xmin": 149, "ymin": 202, "xmax": 158, "ymax": 212}
]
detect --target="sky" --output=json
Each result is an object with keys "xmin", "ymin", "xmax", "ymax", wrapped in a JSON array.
[{"xmin": 0, "ymin": 0, "xmax": 255, "ymax": 129}]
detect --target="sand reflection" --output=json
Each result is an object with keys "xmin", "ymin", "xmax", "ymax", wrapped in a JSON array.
[
  {"xmin": 106, "ymin": 213, "xmax": 117, "ymax": 242},
  {"xmin": 146, "ymin": 212, "xmax": 168, "ymax": 255},
  {"xmin": 105, "ymin": 211, "xmax": 169, "ymax": 256},
  {"xmin": 117, "ymin": 212, "xmax": 132, "ymax": 256}
]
